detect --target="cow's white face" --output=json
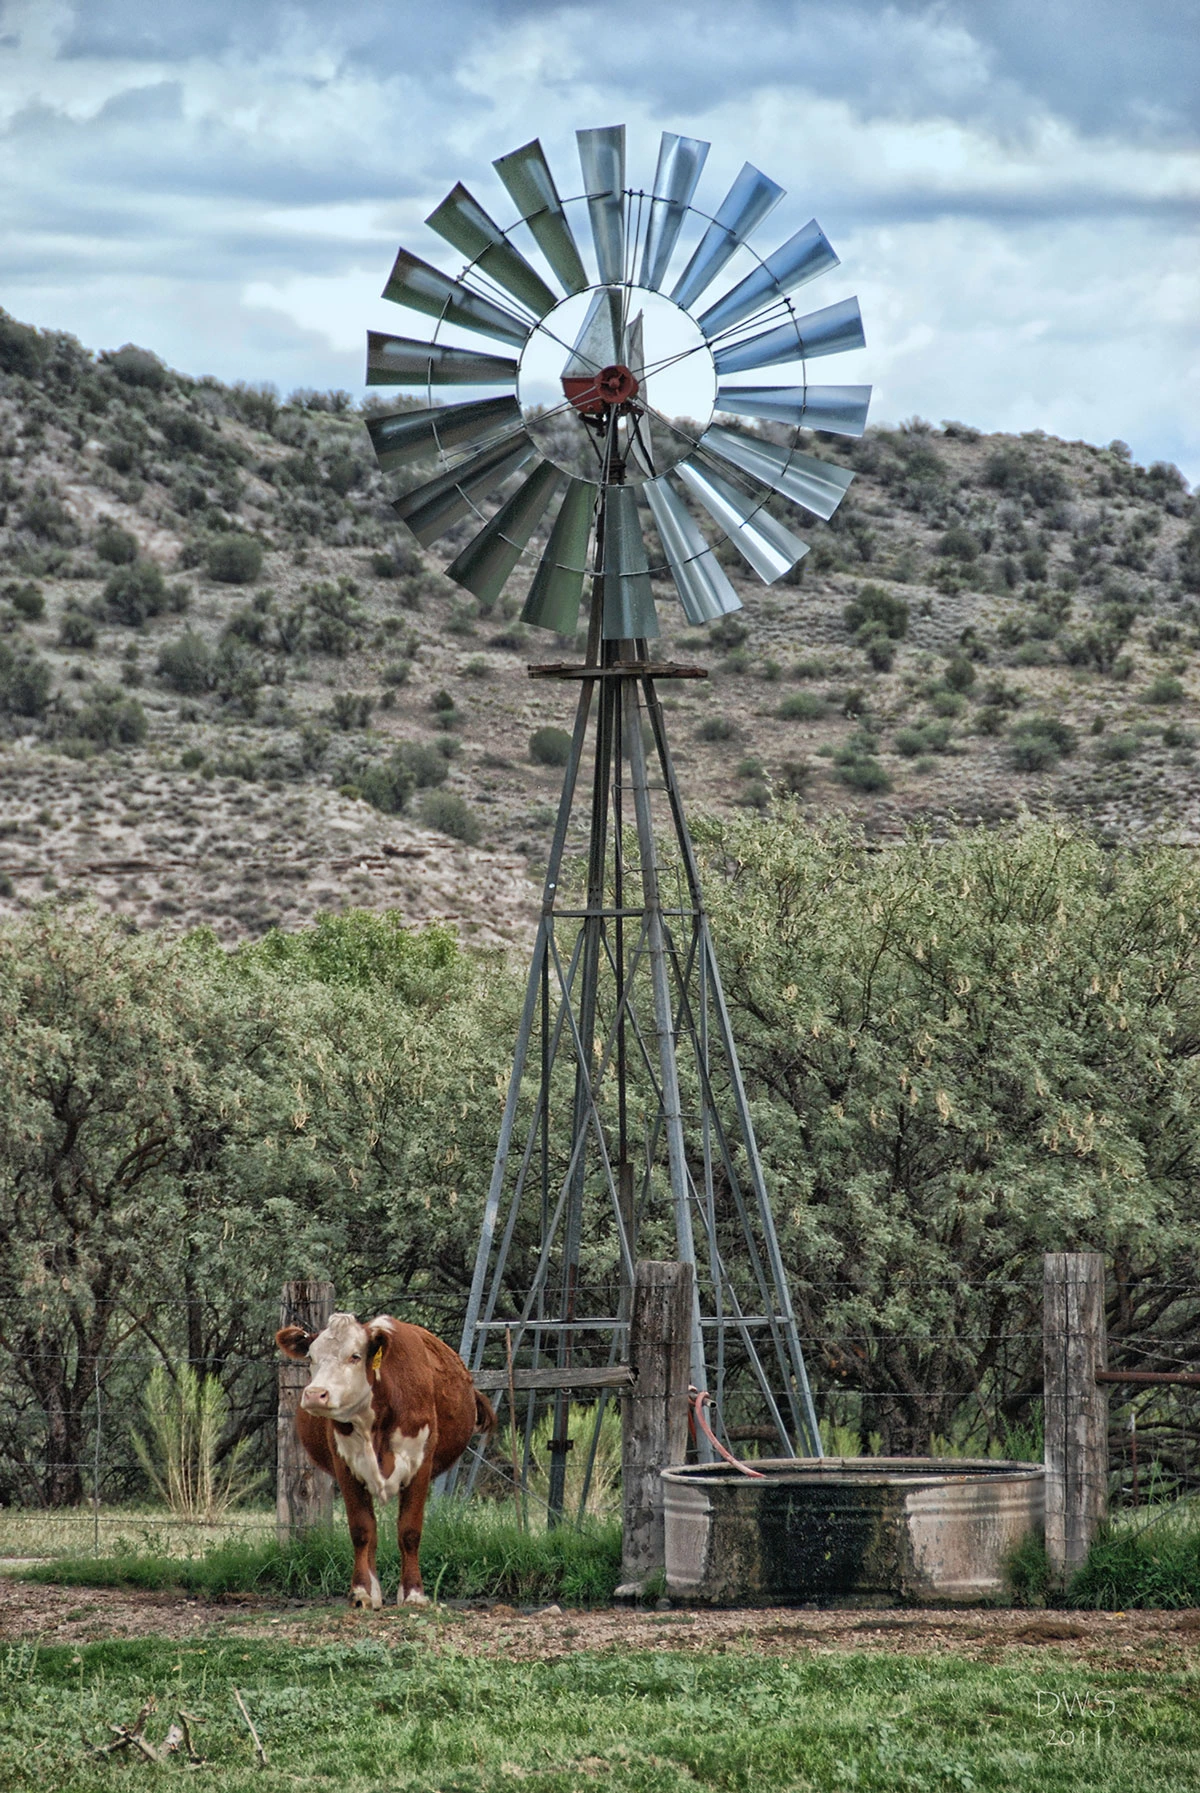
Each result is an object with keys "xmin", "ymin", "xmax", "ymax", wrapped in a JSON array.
[{"xmin": 299, "ymin": 1313, "xmax": 373, "ymax": 1419}]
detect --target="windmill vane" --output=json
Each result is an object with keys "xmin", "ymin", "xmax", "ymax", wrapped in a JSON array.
[{"xmin": 365, "ymin": 126, "xmax": 870, "ymax": 1513}]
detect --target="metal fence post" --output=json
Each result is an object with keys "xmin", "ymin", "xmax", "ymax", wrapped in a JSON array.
[
  {"xmin": 277, "ymin": 1280, "xmax": 334, "ymax": 1543},
  {"xmin": 1043, "ymin": 1251, "xmax": 1108, "ymax": 1581}
]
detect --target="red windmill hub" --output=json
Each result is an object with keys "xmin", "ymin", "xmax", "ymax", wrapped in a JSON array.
[{"xmin": 562, "ymin": 361, "xmax": 641, "ymax": 419}]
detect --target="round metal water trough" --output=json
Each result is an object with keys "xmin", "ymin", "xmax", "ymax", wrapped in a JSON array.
[{"xmin": 663, "ymin": 1457, "xmax": 1044, "ymax": 1606}]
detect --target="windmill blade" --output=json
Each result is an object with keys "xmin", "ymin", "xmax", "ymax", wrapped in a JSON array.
[
  {"xmin": 640, "ymin": 132, "xmax": 710, "ymax": 291},
  {"xmin": 675, "ymin": 457, "xmax": 808, "ymax": 583},
  {"xmin": 669, "ymin": 162, "xmax": 784, "ymax": 313},
  {"xmin": 393, "ymin": 431, "xmax": 536, "ymax": 547},
  {"xmin": 446, "ymin": 460, "xmax": 564, "ymax": 607},
  {"xmin": 493, "ymin": 138, "xmax": 588, "ymax": 296},
  {"xmin": 426, "ymin": 184, "xmax": 559, "ymax": 318},
  {"xmin": 712, "ymin": 296, "xmax": 865, "ymax": 376},
  {"xmin": 367, "ymin": 396, "xmax": 523, "ymax": 473},
  {"xmin": 577, "ymin": 124, "xmax": 626, "ymax": 287},
  {"xmin": 521, "ymin": 478, "xmax": 594, "ymax": 633},
  {"xmin": 562, "ymin": 290, "xmax": 622, "ymax": 379},
  {"xmin": 602, "ymin": 485, "xmax": 658, "ymax": 639},
  {"xmin": 698, "ymin": 220, "xmax": 838, "ymax": 339},
  {"xmin": 644, "ymin": 476, "xmax": 741, "ymax": 624},
  {"xmin": 366, "ymin": 332, "xmax": 519, "ymax": 388},
  {"xmin": 383, "ymin": 248, "xmax": 530, "ymax": 347},
  {"xmin": 714, "ymin": 383, "xmax": 872, "ymax": 437},
  {"xmin": 697, "ymin": 425, "xmax": 854, "ymax": 520}
]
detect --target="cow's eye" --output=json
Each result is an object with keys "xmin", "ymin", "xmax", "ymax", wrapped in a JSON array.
[{"xmin": 349, "ymin": 1353, "xmax": 361, "ymax": 1363}]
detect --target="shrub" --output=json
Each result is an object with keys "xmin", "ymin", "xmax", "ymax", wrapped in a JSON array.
[
  {"xmin": 381, "ymin": 659, "xmax": 411, "ymax": 686},
  {"xmin": 0, "ymin": 644, "xmax": 52, "ymax": 718},
  {"xmin": 779, "ymin": 758, "xmax": 811, "ymax": 794},
  {"xmin": 358, "ymin": 754, "xmax": 416, "ymax": 816},
  {"xmin": 58, "ymin": 608, "xmax": 97, "ymax": 650},
  {"xmin": 943, "ymin": 655, "xmax": 977, "ymax": 693},
  {"xmin": 937, "ymin": 525, "xmax": 980, "ymax": 562},
  {"xmin": 102, "ymin": 343, "xmax": 168, "ymax": 389},
  {"xmin": 695, "ymin": 714, "xmax": 737, "ymax": 742},
  {"xmin": 709, "ymin": 615, "xmax": 749, "ymax": 651},
  {"xmin": 206, "ymin": 534, "xmax": 264, "ymax": 585},
  {"xmin": 843, "ymin": 583, "xmax": 909, "ymax": 640},
  {"xmin": 157, "ymin": 631, "xmax": 214, "ymax": 695},
  {"xmin": 529, "ymin": 725, "xmax": 573, "ymax": 767},
  {"xmin": 132, "ymin": 1364, "xmax": 262, "ymax": 1521},
  {"xmin": 71, "ymin": 685, "xmax": 148, "ymax": 747},
  {"xmin": 1009, "ymin": 715, "xmax": 1076, "ymax": 771},
  {"xmin": 1096, "ymin": 732, "xmax": 1142, "ymax": 763},
  {"xmin": 895, "ymin": 720, "xmax": 952, "ymax": 757},
  {"xmin": 420, "ymin": 789, "xmax": 482, "ymax": 844},
  {"xmin": 160, "ymin": 410, "xmax": 208, "ymax": 454},
  {"xmin": 3, "ymin": 580, "xmax": 44, "ymax": 620},
  {"xmin": 1145, "ymin": 675, "xmax": 1185, "ymax": 705},
  {"xmin": 430, "ymin": 687, "xmax": 456, "ymax": 713},
  {"xmin": 738, "ymin": 779, "xmax": 771, "ymax": 810},
  {"xmin": 94, "ymin": 521, "xmax": 139, "ymax": 566},
  {"xmin": 397, "ymin": 741, "xmax": 450, "ymax": 790},
  {"xmin": 329, "ymin": 692, "xmax": 372, "ymax": 730},
  {"xmin": 777, "ymin": 691, "xmax": 828, "ymax": 722},
  {"xmin": 835, "ymin": 754, "xmax": 891, "ymax": 792},
  {"xmin": 103, "ymin": 560, "xmax": 168, "ymax": 625}
]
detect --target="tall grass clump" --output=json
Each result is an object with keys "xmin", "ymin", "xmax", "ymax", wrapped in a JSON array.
[
  {"xmin": 131, "ymin": 1365, "xmax": 262, "ymax": 1521},
  {"xmin": 1069, "ymin": 1498, "xmax": 1200, "ymax": 1609}
]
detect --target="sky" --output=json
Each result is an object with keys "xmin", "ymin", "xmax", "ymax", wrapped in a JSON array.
[{"xmin": 1, "ymin": 0, "xmax": 1197, "ymax": 477}]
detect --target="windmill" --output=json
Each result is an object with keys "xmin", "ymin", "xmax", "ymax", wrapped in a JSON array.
[{"xmin": 365, "ymin": 126, "xmax": 870, "ymax": 1516}]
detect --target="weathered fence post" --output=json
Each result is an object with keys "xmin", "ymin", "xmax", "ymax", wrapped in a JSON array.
[
  {"xmin": 617, "ymin": 1260, "xmax": 693, "ymax": 1596},
  {"xmin": 1043, "ymin": 1252, "xmax": 1108, "ymax": 1580},
  {"xmin": 277, "ymin": 1279, "xmax": 334, "ymax": 1543}
]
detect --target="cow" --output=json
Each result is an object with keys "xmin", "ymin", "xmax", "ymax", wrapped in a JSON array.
[{"xmin": 276, "ymin": 1311, "xmax": 495, "ymax": 1608}]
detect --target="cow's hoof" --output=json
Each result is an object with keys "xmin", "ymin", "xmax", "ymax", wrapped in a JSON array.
[
  {"xmin": 351, "ymin": 1581, "xmax": 383, "ymax": 1611},
  {"xmin": 401, "ymin": 1587, "xmax": 429, "ymax": 1607}
]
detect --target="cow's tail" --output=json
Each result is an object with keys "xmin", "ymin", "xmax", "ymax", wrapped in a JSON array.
[{"xmin": 473, "ymin": 1388, "xmax": 498, "ymax": 1435}]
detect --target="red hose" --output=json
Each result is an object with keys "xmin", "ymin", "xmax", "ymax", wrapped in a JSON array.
[{"xmin": 689, "ymin": 1387, "xmax": 765, "ymax": 1479}]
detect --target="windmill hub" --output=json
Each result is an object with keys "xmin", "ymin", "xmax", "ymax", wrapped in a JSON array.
[{"xmin": 564, "ymin": 361, "xmax": 640, "ymax": 415}]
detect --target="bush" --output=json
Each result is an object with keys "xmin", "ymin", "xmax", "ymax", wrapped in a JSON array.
[
  {"xmin": 157, "ymin": 631, "xmax": 214, "ymax": 695},
  {"xmin": 835, "ymin": 754, "xmax": 891, "ymax": 792},
  {"xmin": 696, "ymin": 714, "xmax": 737, "ymax": 741},
  {"xmin": 381, "ymin": 659, "xmax": 411, "ymax": 687},
  {"xmin": 778, "ymin": 691, "xmax": 828, "ymax": 721},
  {"xmin": 937, "ymin": 526, "xmax": 979, "ymax": 562},
  {"xmin": 843, "ymin": 584, "xmax": 909, "ymax": 640},
  {"xmin": 103, "ymin": 560, "xmax": 168, "ymax": 626},
  {"xmin": 397, "ymin": 741, "xmax": 451, "ymax": 790},
  {"xmin": 419, "ymin": 789, "xmax": 482, "ymax": 844},
  {"xmin": 70, "ymin": 685, "xmax": 148, "ymax": 747},
  {"xmin": 102, "ymin": 343, "xmax": 168, "ymax": 389},
  {"xmin": 358, "ymin": 755, "xmax": 416, "ymax": 816},
  {"xmin": 1145, "ymin": 675, "xmax": 1185, "ymax": 705},
  {"xmin": 3, "ymin": 580, "xmax": 44, "ymax": 620},
  {"xmin": 58, "ymin": 608, "xmax": 97, "ymax": 650},
  {"xmin": 943, "ymin": 654, "xmax": 977, "ymax": 693},
  {"xmin": 329, "ymin": 692, "xmax": 372, "ymax": 730},
  {"xmin": 205, "ymin": 534, "xmax": 263, "ymax": 585},
  {"xmin": 1008, "ymin": 716, "xmax": 1075, "ymax": 772},
  {"xmin": 861, "ymin": 627, "xmax": 896, "ymax": 671},
  {"xmin": 0, "ymin": 644, "xmax": 52, "ymax": 718},
  {"xmin": 94, "ymin": 521, "xmax": 139, "ymax": 566},
  {"xmin": 1096, "ymin": 731, "xmax": 1142, "ymax": 763},
  {"xmin": 779, "ymin": 758, "xmax": 811, "ymax": 794},
  {"xmin": 529, "ymin": 725, "xmax": 573, "ymax": 767},
  {"xmin": 895, "ymin": 720, "xmax": 952, "ymax": 757}
]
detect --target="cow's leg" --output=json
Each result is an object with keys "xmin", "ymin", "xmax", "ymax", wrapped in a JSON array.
[
  {"xmin": 395, "ymin": 1458, "xmax": 434, "ymax": 1605},
  {"xmin": 332, "ymin": 1458, "xmax": 381, "ymax": 1609}
]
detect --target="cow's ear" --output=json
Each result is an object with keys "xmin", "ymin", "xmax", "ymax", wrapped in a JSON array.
[
  {"xmin": 366, "ymin": 1329, "xmax": 389, "ymax": 1379},
  {"xmin": 276, "ymin": 1326, "xmax": 314, "ymax": 1360}
]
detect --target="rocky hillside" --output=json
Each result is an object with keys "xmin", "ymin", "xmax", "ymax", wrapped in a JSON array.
[{"xmin": 0, "ymin": 309, "xmax": 1196, "ymax": 950}]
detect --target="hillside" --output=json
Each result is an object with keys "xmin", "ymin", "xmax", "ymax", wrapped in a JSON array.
[{"xmin": 0, "ymin": 308, "xmax": 1196, "ymax": 949}]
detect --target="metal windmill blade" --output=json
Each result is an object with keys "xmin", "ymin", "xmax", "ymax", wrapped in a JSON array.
[{"xmin": 363, "ymin": 127, "xmax": 873, "ymax": 1517}]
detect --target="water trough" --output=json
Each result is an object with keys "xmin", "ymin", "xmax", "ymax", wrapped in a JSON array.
[{"xmin": 663, "ymin": 1457, "xmax": 1044, "ymax": 1606}]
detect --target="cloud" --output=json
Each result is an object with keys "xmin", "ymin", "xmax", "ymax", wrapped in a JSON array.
[{"xmin": 0, "ymin": 0, "xmax": 1194, "ymax": 478}]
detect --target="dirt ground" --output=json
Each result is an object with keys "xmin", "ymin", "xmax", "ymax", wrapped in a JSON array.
[{"xmin": 3, "ymin": 1577, "xmax": 1199, "ymax": 1672}]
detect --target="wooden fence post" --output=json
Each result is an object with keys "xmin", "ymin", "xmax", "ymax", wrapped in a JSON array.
[
  {"xmin": 277, "ymin": 1279, "xmax": 334, "ymax": 1543},
  {"xmin": 1043, "ymin": 1252, "xmax": 1108, "ymax": 1580},
  {"xmin": 617, "ymin": 1260, "xmax": 693, "ymax": 1596}
]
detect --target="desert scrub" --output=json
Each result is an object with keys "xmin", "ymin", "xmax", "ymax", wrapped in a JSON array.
[
  {"xmin": 777, "ymin": 690, "xmax": 829, "ymax": 721},
  {"xmin": 529, "ymin": 725, "xmax": 572, "ymax": 767},
  {"xmin": 419, "ymin": 789, "xmax": 481, "ymax": 845},
  {"xmin": 205, "ymin": 532, "xmax": 264, "ymax": 585}
]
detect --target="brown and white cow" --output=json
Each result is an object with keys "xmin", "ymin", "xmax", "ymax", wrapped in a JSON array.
[{"xmin": 276, "ymin": 1311, "xmax": 495, "ymax": 1608}]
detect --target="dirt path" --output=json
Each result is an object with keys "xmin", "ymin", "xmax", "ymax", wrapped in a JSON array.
[{"xmin": 3, "ymin": 1577, "xmax": 1198, "ymax": 1672}]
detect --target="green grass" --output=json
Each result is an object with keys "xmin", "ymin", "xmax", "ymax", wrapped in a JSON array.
[
  {"xmin": 22, "ymin": 1501, "xmax": 622, "ymax": 1607},
  {"xmin": 2, "ymin": 1634, "xmax": 1197, "ymax": 1791},
  {"xmin": 1003, "ymin": 1497, "xmax": 1200, "ymax": 1610},
  {"xmin": 0, "ymin": 1504, "xmax": 274, "ymax": 1563}
]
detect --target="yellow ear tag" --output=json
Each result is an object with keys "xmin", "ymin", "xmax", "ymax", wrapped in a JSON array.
[{"xmin": 370, "ymin": 1344, "xmax": 384, "ymax": 1377}]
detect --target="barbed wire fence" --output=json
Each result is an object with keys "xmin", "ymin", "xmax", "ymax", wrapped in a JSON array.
[{"xmin": 1, "ymin": 1275, "xmax": 1198, "ymax": 1548}]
